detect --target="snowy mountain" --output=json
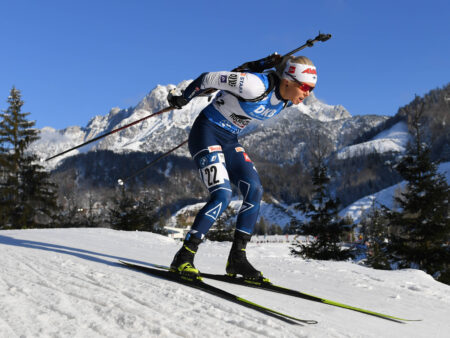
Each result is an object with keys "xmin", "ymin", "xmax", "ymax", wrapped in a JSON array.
[
  {"xmin": 340, "ymin": 161, "xmax": 450, "ymax": 223},
  {"xmin": 1, "ymin": 228, "xmax": 449, "ymax": 337},
  {"xmin": 30, "ymin": 80, "xmax": 355, "ymax": 169},
  {"xmin": 337, "ymin": 121, "xmax": 411, "ymax": 160}
]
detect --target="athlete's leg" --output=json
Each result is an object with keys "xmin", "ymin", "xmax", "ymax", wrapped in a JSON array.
[
  {"xmin": 171, "ymin": 115, "xmax": 233, "ymax": 275},
  {"xmin": 170, "ymin": 148, "xmax": 232, "ymax": 274},
  {"xmin": 226, "ymin": 145, "xmax": 263, "ymax": 235},
  {"xmin": 223, "ymin": 144, "xmax": 264, "ymax": 279},
  {"xmin": 187, "ymin": 148, "xmax": 232, "ymax": 240},
  {"xmin": 184, "ymin": 114, "xmax": 235, "ymax": 240}
]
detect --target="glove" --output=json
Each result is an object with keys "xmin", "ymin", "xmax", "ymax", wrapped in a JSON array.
[
  {"xmin": 167, "ymin": 89, "xmax": 189, "ymax": 109},
  {"xmin": 254, "ymin": 52, "xmax": 282, "ymax": 71},
  {"xmin": 233, "ymin": 53, "xmax": 282, "ymax": 73}
]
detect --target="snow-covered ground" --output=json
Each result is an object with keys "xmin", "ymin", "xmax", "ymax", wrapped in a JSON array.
[{"xmin": 1, "ymin": 228, "xmax": 449, "ymax": 337}]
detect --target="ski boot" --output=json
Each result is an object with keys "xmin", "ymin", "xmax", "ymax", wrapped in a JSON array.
[
  {"xmin": 170, "ymin": 236, "xmax": 202, "ymax": 279},
  {"xmin": 226, "ymin": 231, "xmax": 267, "ymax": 281}
]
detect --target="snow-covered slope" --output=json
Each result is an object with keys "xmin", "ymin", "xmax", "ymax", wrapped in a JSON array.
[
  {"xmin": 340, "ymin": 162, "xmax": 450, "ymax": 223},
  {"xmin": 337, "ymin": 121, "xmax": 411, "ymax": 159},
  {"xmin": 0, "ymin": 228, "xmax": 449, "ymax": 337}
]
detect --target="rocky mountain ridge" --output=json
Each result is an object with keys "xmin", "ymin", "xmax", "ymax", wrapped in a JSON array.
[{"xmin": 31, "ymin": 80, "xmax": 361, "ymax": 169}]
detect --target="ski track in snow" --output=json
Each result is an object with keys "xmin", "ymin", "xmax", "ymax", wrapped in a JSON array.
[{"xmin": 0, "ymin": 228, "xmax": 449, "ymax": 338}]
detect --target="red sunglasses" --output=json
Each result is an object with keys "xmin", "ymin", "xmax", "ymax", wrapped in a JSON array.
[{"xmin": 285, "ymin": 72, "xmax": 315, "ymax": 92}]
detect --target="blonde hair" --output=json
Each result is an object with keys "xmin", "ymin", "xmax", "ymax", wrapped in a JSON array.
[{"xmin": 291, "ymin": 55, "xmax": 315, "ymax": 66}]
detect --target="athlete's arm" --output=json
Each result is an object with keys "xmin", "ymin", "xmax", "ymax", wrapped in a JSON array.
[
  {"xmin": 182, "ymin": 72, "xmax": 267, "ymax": 101},
  {"xmin": 168, "ymin": 71, "xmax": 268, "ymax": 109}
]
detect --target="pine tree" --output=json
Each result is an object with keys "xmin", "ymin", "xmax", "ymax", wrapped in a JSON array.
[
  {"xmin": 253, "ymin": 216, "xmax": 268, "ymax": 236},
  {"xmin": 268, "ymin": 223, "xmax": 283, "ymax": 235},
  {"xmin": 385, "ymin": 104, "xmax": 450, "ymax": 283},
  {"xmin": 360, "ymin": 200, "xmax": 391, "ymax": 269},
  {"xmin": 0, "ymin": 87, "xmax": 58, "ymax": 228},
  {"xmin": 81, "ymin": 192, "xmax": 102, "ymax": 228},
  {"xmin": 291, "ymin": 163, "xmax": 354, "ymax": 260},
  {"xmin": 109, "ymin": 188, "xmax": 159, "ymax": 232}
]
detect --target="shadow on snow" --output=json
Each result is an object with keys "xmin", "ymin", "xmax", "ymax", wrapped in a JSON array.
[{"xmin": 0, "ymin": 234, "xmax": 162, "ymax": 269}]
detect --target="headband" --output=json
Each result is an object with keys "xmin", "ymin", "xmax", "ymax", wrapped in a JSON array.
[{"xmin": 282, "ymin": 61, "xmax": 317, "ymax": 84}]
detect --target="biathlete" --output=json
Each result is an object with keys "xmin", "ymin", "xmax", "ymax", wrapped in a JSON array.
[{"xmin": 167, "ymin": 55, "xmax": 317, "ymax": 280}]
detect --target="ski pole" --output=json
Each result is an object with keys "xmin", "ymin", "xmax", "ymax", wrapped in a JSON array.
[
  {"xmin": 45, "ymin": 106, "xmax": 173, "ymax": 161},
  {"xmin": 117, "ymin": 139, "xmax": 188, "ymax": 186}
]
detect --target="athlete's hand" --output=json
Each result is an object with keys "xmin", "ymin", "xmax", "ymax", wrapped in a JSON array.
[
  {"xmin": 167, "ymin": 89, "xmax": 188, "ymax": 109},
  {"xmin": 260, "ymin": 52, "xmax": 282, "ymax": 70},
  {"xmin": 233, "ymin": 53, "xmax": 282, "ymax": 73}
]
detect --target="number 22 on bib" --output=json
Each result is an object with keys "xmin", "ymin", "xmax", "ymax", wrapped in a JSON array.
[{"xmin": 199, "ymin": 153, "xmax": 228, "ymax": 188}]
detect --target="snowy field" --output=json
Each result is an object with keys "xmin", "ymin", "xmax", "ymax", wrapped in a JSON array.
[{"xmin": 0, "ymin": 228, "xmax": 449, "ymax": 338}]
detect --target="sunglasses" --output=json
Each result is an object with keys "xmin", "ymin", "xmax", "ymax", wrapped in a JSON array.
[{"xmin": 284, "ymin": 72, "xmax": 315, "ymax": 92}]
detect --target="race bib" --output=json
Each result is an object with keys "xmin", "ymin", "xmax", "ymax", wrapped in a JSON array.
[{"xmin": 199, "ymin": 152, "xmax": 228, "ymax": 188}]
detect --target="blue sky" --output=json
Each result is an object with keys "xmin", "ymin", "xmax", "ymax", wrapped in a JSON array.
[{"xmin": 1, "ymin": 0, "xmax": 449, "ymax": 129}]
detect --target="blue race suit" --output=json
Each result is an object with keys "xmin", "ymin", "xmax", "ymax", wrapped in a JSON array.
[{"xmin": 182, "ymin": 71, "xmax": 288, "ymax": 240}]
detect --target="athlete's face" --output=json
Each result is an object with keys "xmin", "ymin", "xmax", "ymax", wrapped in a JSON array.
[{"xmin": 280, "ymin": 79, "xmax": 315, "ymax": 104}]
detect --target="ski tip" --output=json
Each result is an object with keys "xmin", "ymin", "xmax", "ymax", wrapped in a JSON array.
[
  {"xmin": 374, "ymin": 316, "xmax": 422, "ymax": 324},
  {"xmin": 118, "ymin": 260, "xmax": 136, "ymax": 268},
  {"xmin": 118, "ymin": 260, "xmax": 133, "ymax": 265}
]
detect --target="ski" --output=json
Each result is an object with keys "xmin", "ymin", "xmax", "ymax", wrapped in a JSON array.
[
  {"xmin": 198, "ymin": 273, "xmax": 421, "ymax": 323},
  {"xmin": 125, "ymin": 261, "xmax": 420, "ymax": 323},
  {"xmin": 118, "ymin": 260, "xmax": 317, "ymax": 325}
]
